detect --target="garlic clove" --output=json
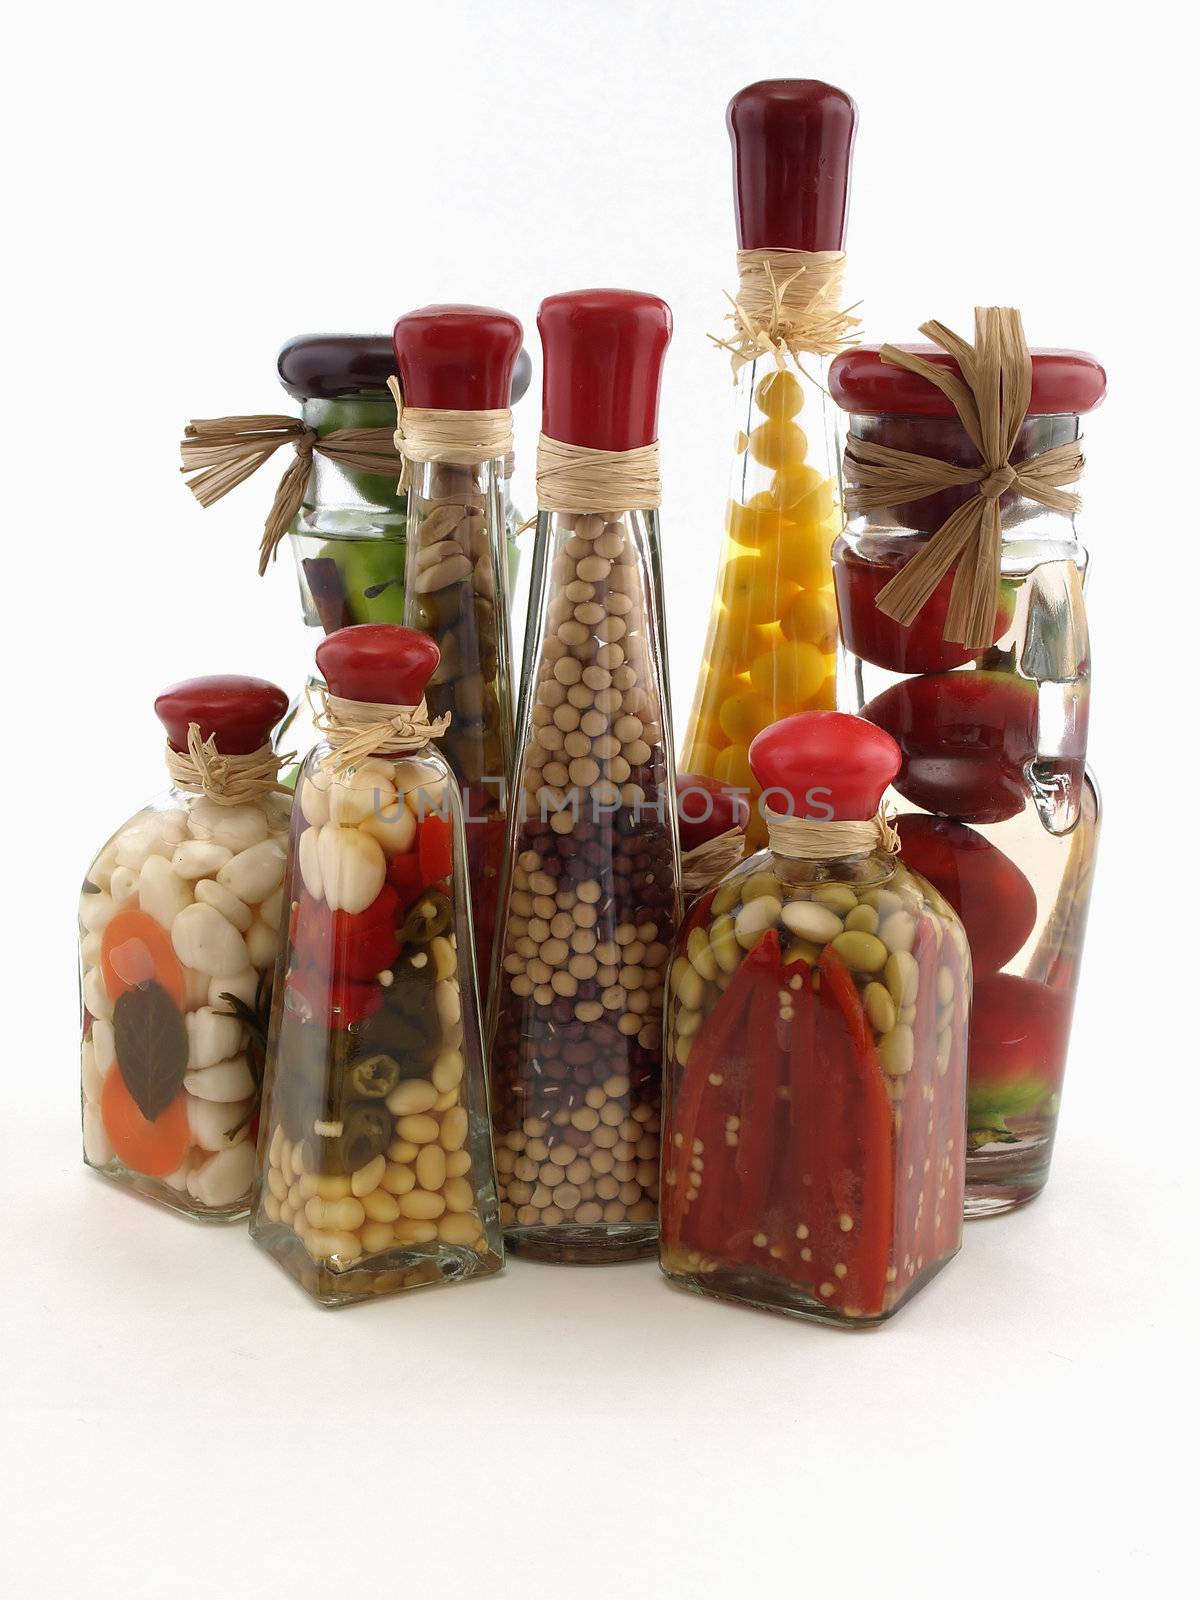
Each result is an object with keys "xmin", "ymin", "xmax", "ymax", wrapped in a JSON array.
[
  {"xmin": 138, "ymin": 856, "xmax": 193, "ymax": 930},
  {"xmin": 184, "ymin": 1054, "xmax": 255, "ymax": 1103},
  {"xmin": 185, "ymin": 1005, "xmax": 244, "ymax": 1069},
  {"xmin": 218, "ymin": 839, "xmax": 287, "ymax": 905},
  {"xmin": 195, "ymin": 878, "xmax": 253, "ymax": 932},
  {"xmin": 171, "ymin": 841, "xmax": 233, "ymax": 881},
  {"xmin": 171, "ymin": 902, "xmax": 251, "ymax": 978},
  {"xmin": 317, "ymin": 824, "xmax": 386, "ymax": 914},
  {"xmin": 297, "ymin": 826, "xmax": 324, "ymax": 901}
]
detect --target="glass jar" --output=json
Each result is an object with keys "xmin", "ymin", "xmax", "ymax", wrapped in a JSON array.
[
  {"xmin": 830, "ymin": 343, "xmax": 1106, "ymax": 1214},
  {"xmin": 79, "ymin": 676, "xmax": 292, "ymax": 1218},
  {"xmin": 251, "ymin": 624, "xmax": 503, "ymax": 1305},
  {"xmin": 661, "ymin": 712, "xmax": 968, "ymax": 1325},
  {"xmin": 275, "ymin": 334, "xmax": 531, "ymax": 769},
  {"xmin": 677, "ymin": 770, "xmax": 749, "ymax": 910},
  {"xmin": 488, "ymin": 290, "xmax": 682, "ymax": 1262},
  {"xmin": 392, "ymin": 306, "xmax": 522, "ymax": 992},
  {"xmin": 679, "ymin": 80, "xmax": 857, "ymax": 848}
]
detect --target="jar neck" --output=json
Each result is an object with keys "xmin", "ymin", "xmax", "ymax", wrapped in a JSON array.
[
  {"xmin": 769, "ymin": 848, "xmax": 896, "ymax": 888},
  {"xmin": 842, "ymin": 410, "xmax": 1082, "ymax": 542},
  {"xmin": 300, "ymin": 394, "xmax": 404, "ymax": 519}
]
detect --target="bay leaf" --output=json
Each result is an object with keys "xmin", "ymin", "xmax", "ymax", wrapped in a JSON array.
[{"xmin": 113, "ymin": 980, "xmax": 189, "ymax": 1122}]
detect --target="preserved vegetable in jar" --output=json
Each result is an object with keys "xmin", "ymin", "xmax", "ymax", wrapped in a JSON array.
[
  {"xmin": 79, "ymin": 675, "xmax": 292, "ymax": 1218},
  {"xmin": 251, "ymin": 624, "xmax": 503, "ymax": 1304},
  {"xmin": 488, "ymin": 290, "xmax": 682, "ymax": 1262},
  {"xmin": 680, "ymin": 80, "xmax": 859, "ymax": 847},
  {"xmin": 180, "ymin": 334, "xmax": 532, "ymax": 773},
  {"xmin": 392, "ymin": 305, "xmax": 522, "ymax": 989},
  {"xmin": 831, "ymin": 310, "xmax": 1103, "ymax": 1213},
  {"xmin": 661, "ymin": 711, "xmax": 968, "ymax": 1324}
]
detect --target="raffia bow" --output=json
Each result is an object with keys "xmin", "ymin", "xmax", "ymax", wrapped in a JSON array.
[
  {"xmin": 180, "ymin": 414, "xmax": 402, "ymax": 575},
  {"xmin": 711, "ymin": 248, "xmax": 860, "ymax": 376},
  {"xmin": 842, "ymin": 307, "xmax": 1085, "ymax": 649},
  {"xmin": 310, "ymin": 686, "xmax": 451, "ymax": 776},
  {"xmin": 165, "ymin": 722, "xmax": 294, "ymax": 805}
]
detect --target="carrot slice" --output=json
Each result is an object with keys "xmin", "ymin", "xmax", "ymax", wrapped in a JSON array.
[
  {"xmin": 100, "ymin": 1071, "xmax": 191, "ymax": 1178},
  {"xmin": 101, "ymin": 910, "xmax": 186, "ymax": 1009}
]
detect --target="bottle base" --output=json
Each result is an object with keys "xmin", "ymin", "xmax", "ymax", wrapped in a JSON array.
[
  {"xmin": 660, "ymin": 1247, "xmax": 959, "ymax": 1326},
  {"xmin": 251, "ymin": 1220, "xmax": 503, "ymax": 1307},
  {"xmin": 965, "ymin": 1136, "xmax": 1051, "ymax": 1217},
  {"xmin": 505, "ymin": 1223, "xmax": 657, "ymax": 1264},
  {"xmin": 84, "ymin": 1159, "xmax": 250, "ymax": 1223}
]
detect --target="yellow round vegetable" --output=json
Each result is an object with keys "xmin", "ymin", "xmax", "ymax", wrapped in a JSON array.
[
  {"xmin": 781, "ymin": 588, "xmax": 840, "ymax": 652},
  {"xmin": 718, "ymin": 689, "xmax": 774, "ymax": 744},
  {"xmin": 755, "ymin": 369, "xmax": 804, "ymax": 420},
  {"xmin": 748, "ymin": 639, "xmax": 827, "ymax": 705},
  {"xmin": 747, "ymin": 421, "xmax": 808, "ymax": 471}
]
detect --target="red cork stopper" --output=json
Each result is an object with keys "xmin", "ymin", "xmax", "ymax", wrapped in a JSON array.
[
  {"xmin": 749, "ymin": 711, "xmax": 900, "ymax": 821},
  {"xmin": 728, "ymin": 79, "xmax": 857, "ymax": 251},
  {"xmin": 537, "ymin": 289, "xmax": 672, "ymax": 451},
  {"xmin": 830, "ymin": 345, "xmax": 1107, "ymax": 418},
  {"xmin": 155, "ymin": 676, "xmax": 289, "ymax": 756},
  {"xmin": 317, "ymin": 624, "xmax": 440, "ymax": 706},
  {"xmin": 392, "ymin": 304, "xmax": 523, "ymax": 411},
  {"xmin": 676, "ymin": 771, "xmax": 751, "ymax": 852}
]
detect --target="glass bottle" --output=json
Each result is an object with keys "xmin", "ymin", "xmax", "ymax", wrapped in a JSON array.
[
  {"xmin": 251, "ymin": 623, "xmax": 503, "ymax": 1305},
  {"xmin": 661, "ymin": 712, "xmax": 968, "ymax": 1325},
  {"xmin": 392, "ymin": 305, "xmax": 522, "ymax": 993},
  {"xmin": 79, "ymin": 676, "xmax": 292, "ymax": 1218},
  {"xmin": 275, "ymin": 334, "xmax": 531, "ymax": 768},
  {"xmin": 830, "ymin": 344, "xmax": 1105, "ymax": 1214},
  {"xmin": 679, "ymin": 80, "xmax": 857, "ymax": 849},
  {"xmin": 488, "ymin": 290, "xmax": 682, "ymax": 1262}
]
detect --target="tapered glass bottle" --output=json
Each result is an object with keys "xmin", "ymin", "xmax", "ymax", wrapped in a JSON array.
[
  {"xmin": 251, "ymin": 624, "xmax": 503, "ymax": 1305},
  {"xmin": 830, "ymin": 343, "xmax": 1105, "ymax": 1214},
  {"xmin": 680, "ymin": 80, "xmax": 857, "ymax": 848},
  {"xmin": 392, "ymin": 306, "xmax": 522, "ymax": 990},
  {"xmin": 488, "ymin": 290, "xmax": 682, "ymax": 1262}
]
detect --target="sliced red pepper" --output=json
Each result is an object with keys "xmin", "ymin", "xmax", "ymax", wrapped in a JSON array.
[
  {"xmin": 903, "ymin": 918, "xmax": 942, "ymax": 1284},
  {"xmin": 287, "ymin": 964, "xmax": 384, "ymax": 1028},
  {"xmin": 386, "ymin": 850, "xmax": 425, "ymax": 909},
  {"xmin": 418, "ymin": 813, "xmax": 453, "ymax": 887},
  {"xmin": 662, "ymin": 934, "xmax": 771, "ymax": 1247},
  {"xmin": 813, "ymin": 947, "xmax": 894, "ymax": 1318},
  {"xmin": 731, "ymin": 930, "xmax": 788, "ymax": 1251}
]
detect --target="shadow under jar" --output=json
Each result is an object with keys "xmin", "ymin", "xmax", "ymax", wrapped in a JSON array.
[
  {"xmin": 251, "ymin": 624, "xmax": 503, "ymax": 1305},
  {"xmin": 488, "ymin": 289, "xmax": 682, "ymax": 1263},
  {"xmin": 661, "ymin": 712, "xmax": 968, "ymax": 1325},
  {"xmin": 830, "ymin": 343, "xmax": 1106, "ymax": 1215}
]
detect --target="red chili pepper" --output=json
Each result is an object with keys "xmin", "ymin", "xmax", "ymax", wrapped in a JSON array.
[
  {"xmin": 418, "ymin": 813, "xmax": 453, "ymax": 887},
  {"xmin": 662, "ymin": 935, "xmax": 771, "ymax": 1247},
  {"xmin": 906, "ymin": 918, "xmax": 942, "ymax": 1281},
  {"xmin": 814, "ymin": 947, "xmax": 894, "ymax": 1318},
  {"xmin": 386, "ymin": 850, "xmax": 425, "ymax": 909},
  {"xmin": 732, "ymin": 930, "xmax": 788, "ymax": 1247}
]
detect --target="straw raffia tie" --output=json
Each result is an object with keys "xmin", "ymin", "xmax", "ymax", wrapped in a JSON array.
[
  {"xmin": 534, "ymin": 434, "xmax": 662, "ymax": 516},
  {"xmin": 311, "ymin": 686, "xmax": 451, "ymax": 776},
  {"xmin": 681, "ymin": 827, "xmax": 747, "ymax": 899},
  {"xmin": 385, "ymin": 376, "xmax": 513, "ymax": 494},
  {"xmin": 711, "ymin": 248, "xmax": 860, "ymax": 377},
  {"xmin": 165, "ymin": 723, "xmax": 294, "ymax": 806},
  {"xmin": 180, "ymin": 414, "xmax": 401, "ymax": 576},
  {"xmin": 765, "ymin": 809, "xmax": 900, "ymax": 862},
  {"xmin": 843, "ymin": 307, "xmax": 1086, "ymax": 649}
]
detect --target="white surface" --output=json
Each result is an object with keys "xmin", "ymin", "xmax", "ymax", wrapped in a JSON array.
[{"xmin": 3, "ymin": 1, "xmax": 1191, "ymax": 1595}]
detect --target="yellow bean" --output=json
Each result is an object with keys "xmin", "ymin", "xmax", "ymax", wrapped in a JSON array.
[
  {"xmin": 387, "ymin": 1080, "xmax": 438, "ymax": 1116},
  {"xmin": 350, "ymin": 1154, "xmax": 386, "ymax": 1198},
  {"xmin": 362, "ymin": 1188, "xmax": 401, "ymax": 1222},
  {"xmin": 396, "ymin": 1113, "xmax": 440, "ymax": 1144},
  {"xmin": 393, "ymin": 1219, "xmax": 438, "ymax": 1245},
  {"xmin": 863, "ymin": 981, "xmax": 896, "ymax": 1034},
  {"xmin": 844, "ymin": 904, "xmax": 879, "ymax": 935},
  {"xmin": 314, "ymin": 1174, "xmax": 351, "ymax": 1200},
  {"xmin": 885, "ymin": 951, "xmax": 919, "ymax": 1008},
  {"xmin": 812, "ymin": 884, "xmax": 859, "ymax": 913},
  {"xmin": 879, "ymin": 1024, "xmax": 915, "ymax": 1076},
  {"xmin": 360, "ymin": 1221, "xmax": 396, "ymax": 1253},
  {"xmin": 381, "ymin": 1162, "xmax": 417, "ymax": 1195},
  {"xmin": 711, "ymin": 880, "xmax": 743, "ymax": 917},
  {"xmin": 440, "ymin": 1107, "xmax": 469, "ymax": 1151},
  {"xmin": 387, "ymin": 1139, "xmax": 419, "ymax": 1162},
  {"xmin": 442, "ymin": 1176, "xmax": 476, "ymax": 1213},
  {"xmin": 416, "ymin": 1145, "xmax": 447, "ymax": 1192},
  {"xmin": 445, "ymin": 1150, "xmax": 472, "ymax": 1177},
  {"xmin": 686, "ymin": 928, "xmax": 718, "ymax": 981},
  {"xmin": 307, "ymin": 1230, "xmax": 361, "ymax": 1265},
  {"xmin": 438, "ymin": 1212, "xmax": 482, "ymax": 1247},
  {"xmin": 305, "ymin": 1196, "xmax": 366, "ymax": 1231},
  {"xmin": 432, "ymin": 1049, "xmax": 465, "ymax": 1093},
  {"xmin": 708, "ymin": 914, "xmax": 742, "ymax": 973},
  {"xmin": 398, "ymin": 1189, "xmax": 446, "ymax": 1220}
]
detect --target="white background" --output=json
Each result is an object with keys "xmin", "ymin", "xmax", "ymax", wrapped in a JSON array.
[{"xmin": 3, "ymin": 2, "xmax": 1191, "ymax": 1595}]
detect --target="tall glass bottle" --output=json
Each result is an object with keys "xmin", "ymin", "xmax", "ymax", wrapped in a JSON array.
[
  {"xmin": 251, "ymin": 624, "xmax": 503, "ymax": 1305},
  {"xmin": 680, "ymin": 80, "xmax": 857, "ymax": 848},
  {"xmin": 488, "ymin": 290, "xmax": 682, "ymax": 1262},
  {"xmin": 830, "ymin": 343, "xmax": 1105, "ymax": 1214},
  {"xmin": 391, "ymin": 306, "xmax": 522, "ymax": 992},
  {"xmin": 275, "ymin": 335, "xmax": 531, "ymax": 767}
]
